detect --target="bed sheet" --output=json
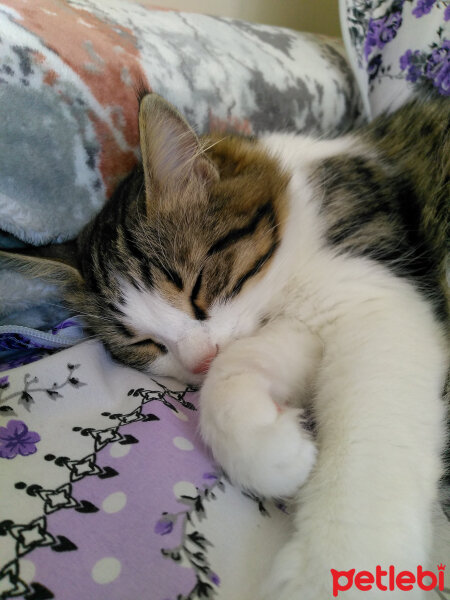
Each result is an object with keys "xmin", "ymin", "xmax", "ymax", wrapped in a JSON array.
[
  {"xmin": 0, "ymin": 340, "xmax": 295, "ymax": 600},
  {"xmin": 1, "ymin": 340, "xmax": 449, "ymax": 599}
]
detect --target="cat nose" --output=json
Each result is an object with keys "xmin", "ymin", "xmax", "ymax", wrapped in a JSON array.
[{"xmin": 191, "ymin": 345, "xmax": 218, "ymax": 374}]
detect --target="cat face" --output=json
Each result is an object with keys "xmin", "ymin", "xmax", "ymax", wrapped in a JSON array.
[{"xmin": 72, "ymin": 94, "xmax": 289, "ymax": 384}]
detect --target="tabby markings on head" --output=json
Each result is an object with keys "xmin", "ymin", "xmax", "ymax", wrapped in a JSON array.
[{"xmin": 74, "ymin": 94, "xmax": 289, "ymax": 379}]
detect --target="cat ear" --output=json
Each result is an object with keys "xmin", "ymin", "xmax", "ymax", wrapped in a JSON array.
[
  {"xmin": 138, "ymin": 93, "xmax": 218, "ymax": 193},
  {"xmin": 0, "ymin": 240, "xmax": 83, "ymax": 290}
]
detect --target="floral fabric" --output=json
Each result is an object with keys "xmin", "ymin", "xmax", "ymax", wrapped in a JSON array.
[
  {"xmin": 0, "ymin": 341, "xmax": 449, "ymax": 599},
  {"xmin": 0, "ymin": 341, "xmax": 298, "ymax": 600},
  {"xmin": 0, "ymin": 419, "xmax": 40, "ymax": 459},
  {"xmin": 341, "ymin": 0, "xmax": 449, "ymax": 117},
  {"xmin": 0, "ymin": 319, "xmax": 85, "ymax": 373}
]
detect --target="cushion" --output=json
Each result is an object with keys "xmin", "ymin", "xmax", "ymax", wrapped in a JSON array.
[
  {"xmin": 0, "ymin": 0, "xmax": 363, "ymax": 248},
  {"xmin": 340, "ymin": 0, "xmax": 449, "ymax": 117}
]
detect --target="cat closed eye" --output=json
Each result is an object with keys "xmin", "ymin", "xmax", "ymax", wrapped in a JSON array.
[{"xmin": 131, "ymin": 338, "xmax": 168, "ymax": 353}]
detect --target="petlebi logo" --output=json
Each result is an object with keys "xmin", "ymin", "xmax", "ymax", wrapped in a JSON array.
[{"xmin": 331, "ymin": 564, "xmax": 446, "ymax": 597}]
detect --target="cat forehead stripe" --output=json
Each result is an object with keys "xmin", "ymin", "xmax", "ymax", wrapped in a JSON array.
[{"xmin": 208, "ymin": 201, "xmax": 275, "ymax": 256}]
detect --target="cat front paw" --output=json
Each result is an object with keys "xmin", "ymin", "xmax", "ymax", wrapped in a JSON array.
[
  {"xmin": 200, "ymin": 383, "xmax": 316, "ymax": 498},
  {"xmin": 249, "ymin": 407, "xmax": 317, "ymax": 497}
]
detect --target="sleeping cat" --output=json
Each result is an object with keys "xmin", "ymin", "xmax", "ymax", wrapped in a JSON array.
[{"xmin": 3, "ymin": 92, "xmax": 449, "ymax": 598}]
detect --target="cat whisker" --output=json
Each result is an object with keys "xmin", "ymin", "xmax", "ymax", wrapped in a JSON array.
[{"xmin": 198, "ymin": 136, "xmax": 227, "ymax": 156}]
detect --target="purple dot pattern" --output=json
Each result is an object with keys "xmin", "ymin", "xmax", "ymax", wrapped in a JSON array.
[{"xmin": 0, "ymin": 358, "xmax": 286, "ymax": 600}]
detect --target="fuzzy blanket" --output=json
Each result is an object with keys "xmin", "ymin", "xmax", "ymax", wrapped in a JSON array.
[{"xmin": 0, "ymin": 0, "xmax": 364, "ymax": 330}]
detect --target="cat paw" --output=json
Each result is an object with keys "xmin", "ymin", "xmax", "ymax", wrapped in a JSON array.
[
  {"xmin": 248, "ymin": 408, "xmax": 317, "ymax": 497},
  {"xmin": 200, "ymin": 385, "xmax": 316, "ymax": 497}
]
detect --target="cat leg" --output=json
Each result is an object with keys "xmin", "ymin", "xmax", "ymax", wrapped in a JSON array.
[
  {"xmin": 199, "ymin": 319, "xmax": 322, "ymax": 497},
  {"xmin": 265, "ymin": 299, "xmax": 447, "ymax": 599}
]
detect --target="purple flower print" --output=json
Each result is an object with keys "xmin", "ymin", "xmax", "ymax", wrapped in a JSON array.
[
  {"xmin": 400, "ymin": 49, "xmax": 417, "ymax": 70},
  {"xmin": 364, "ymin": 11, "xmax": 403, "ymax": 60},
  {"xmin": 0, "ymin": 332, "xmax": 54, "ymax": 351},
  {"xmin": 0, "ymin": 351, "xmax": 47, "ymax": 372},
  {"xmin": 154, "ymin": 515, "xmax": 174, "ymax": 535},
  {"xmin": 426, "ymin": 40, "xmax": 450, "ymax": 95},
  {"xmin": 399, "ymin": 49, "xmax": 424, "ymax": 82},
  {"xmin": 379, "ymin": 12, "xmax": 403, "ymax": 43},
  {"xmin": 209, "ymin": 572, "xmax": 220, "ymax": 586},
  {"xmin": 0, "ymin": 375, "xmax": 9, "ymax": 389},
  {"xmin": 0, "ymin": 420, "xmax": 40, "ymax": 459},
  {"xmin": 400, "ymin": 41, "xmax": 450, "ymax": 95},
  {"xmin": 412, "ymin": 0, "xmax": 436, "ymax": 17},
  {"xmin": 445, "ymin": 4, "xmax": 450, "ymax": 20}
]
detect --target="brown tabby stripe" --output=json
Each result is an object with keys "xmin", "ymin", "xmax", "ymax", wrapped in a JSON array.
[
  {"xmin": 107, "ymin": 302, "xmax": 125, "ymax": 316},
  {"xmin": 163, "ymin": 267, "xmax": 183, "ymax": 290},
  {"xmin": 111, "ymin": 319, "xmax": 134, "ymax": 339},
  {"xmin": 92, "ymin": 238, "xmax": 111, "ymax": 292},
  {"xmin": 120, "ymin": 222, "xmax": 154, "ymax": 289},
  {"xmin": 230, "ymin": 238, "xmax": 279, "ymax": 298},
  {"xmin": 313, "ymin": 103, "xmax": 448, "ymax": 322},
  {"xmin": 131, "ymin": 338, "xmax": 168, "ymax": 353},
  {"xmin": 208, "ymin": 201, "xmax": 275, "ymax": 255},
  {"xmin": 151, "ymin": 257, "xmax": 184, "ymax": 290},
  {"xmin": 190, "ymin": 268, "xmax": 207, "ymax": 320},
  {"xmin": 203, "ymin": 250, "xmax": 235, "ymax": 302}
]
